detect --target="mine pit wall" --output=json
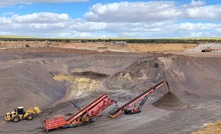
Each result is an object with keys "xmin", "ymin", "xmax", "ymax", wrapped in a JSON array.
[
  {"xmin": 1, "ymin": 51, "xmax": 221, "ymax": 117},
  {"xmin": 37, "ymin": 53, "xmax": 144, "ymax": 104},
  {"xmin": 49, "ymin": 54, "xmax": 221, "ymax": 104},
  {"xmin": 53, "ymin": 74, "xmax": 101, "ymax": 99},
  {"xmin": 0, "ymin": 40, "xmax": 197, "ymax": 53},
  {"xmin": 105, "ymin": 55, "xmax": 221, "ymax": 101},
  {"xmin": 126, "ymin": 43, "xmax": 197, "ymax": 52}
]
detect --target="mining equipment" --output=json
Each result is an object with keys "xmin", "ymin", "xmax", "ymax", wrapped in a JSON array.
[
  {"xmin": 109, "ymin": 81, "xmax": 185, "ymax": 118},
  {"xmin": 5, "ymin": 106, "xmax": 41, "ymax": 122},
  {"xmin": 69, "ymin": 100, "xmax": 81, "ymax": 111},
  {"xmin": 43, "ymin": 94, "xmax": 116, "ymax": 131},
  {"xmin": 202, "ymin": 47, "xmax": 213, "ymax": 52},
  {"xmin": 43, "ymin": 81, "xmax": 186, "ymax": 131}
]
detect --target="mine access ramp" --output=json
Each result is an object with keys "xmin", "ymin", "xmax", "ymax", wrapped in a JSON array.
[
  {"xmin": 109, "ymin": 81, "xmax": 171, "ymax": 118},
  {"xmin": 43, "ymin": 94, "xmax": 116, "ymax": 131}
]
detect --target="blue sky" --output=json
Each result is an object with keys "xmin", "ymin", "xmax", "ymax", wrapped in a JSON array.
[{"xmin": 0, "ymin": 0, "xmax": 220, "ymax": 38}]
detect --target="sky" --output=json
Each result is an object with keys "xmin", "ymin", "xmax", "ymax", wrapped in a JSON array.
[{"xmin": 0, "ymin": 0, "xmax": 220, "ymax": 38}]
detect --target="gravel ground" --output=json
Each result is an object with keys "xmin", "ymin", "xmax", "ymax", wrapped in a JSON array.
[{"xmin": 0, "ymin": 47, "xmax": 221, "ymax": 134}]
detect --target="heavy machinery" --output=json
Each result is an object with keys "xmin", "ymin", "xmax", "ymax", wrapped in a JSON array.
[
  {"xmin": 201, "ymin": 47, "xmax": 213, "ymax": 52},
  {"xmin": 43, "ymin": 94, "xmax": 116, "ymax": 131},
  {"xmin": 109, "ymin": 81, "xmax": 172, "ymax": 118},
  {"xmin": 5, "ymin": 106, "xmax": 41, "ymax": 122}
]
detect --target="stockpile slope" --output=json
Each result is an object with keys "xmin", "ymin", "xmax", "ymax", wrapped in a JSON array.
[
  {"xmin": 0, "ymin": 61, "xmax": 66, "ymax": 115},
  {"xmin": 164, "ymin": 56, "xmax": 221, "ymax": 98},
  {"xmin": 106, "ymin": 54, "xmax": 221, "ymax": 99}
]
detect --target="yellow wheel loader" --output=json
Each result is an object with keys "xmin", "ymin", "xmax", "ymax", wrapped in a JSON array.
[{"xmin": 5, "ymin": 106, "xmax": 41, "ymax": 122}]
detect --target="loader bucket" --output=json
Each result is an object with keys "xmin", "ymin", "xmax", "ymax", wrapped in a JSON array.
[
  {"xmin": 152, "ymin": 92, "xmax": 188, "ymax": 110},
  {"xmin": 33, "ymin": 106, "xmax": 41, "ymax": 114}
]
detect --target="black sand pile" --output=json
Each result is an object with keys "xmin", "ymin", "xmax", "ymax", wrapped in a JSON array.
[{"xmin": 153, "ymin": 92, "xmax": 188, "ymax": 110}]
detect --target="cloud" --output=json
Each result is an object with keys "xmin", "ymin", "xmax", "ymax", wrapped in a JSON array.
[
  {"xmin": 0, "ymin": 13, "xmax": 175, "ymax": 37},
  {"xmin": 182, "ymin": 5, "xmax": 221, "ymax": 21},
  {"xmin": 68, "ymin": 20, "xmax": 221, "ymax": 38},
  {"xmin": 177, "ymin": 22, "xmax": 219, "ymax": 30},
  {"xmin": 0, "ymin": 0, "xmax": 87, "ymax": 7},
  {"xmin": 84, "ymin": 1, "xmax": 221, "ymax": 23},
  {"xmin": 173, "ymin": 22, "xmax": 221, "ymax": 37},
  {"xmin": 84, "ymin": 1, "xmax": 180, "ymax": 22},
  {"xmin": 0, "ymin": 11, "xmax": 221, "ymax": 38},
  {"xmin": 0, "ymin": 17, "xmax": 11, "ymax": 24},
  {"xmin": 178, "ymin": 0, "xmax": 221, "ymax": 21},
  {"xmin": 30, "ymin": 23, "xmax": 67, "ymax": 30},
  {"xmin": 0, "ymin": 12, "xmax": 71, "ymax": 37},
  {"xmin": 70, "ymin": 19, "xmax": 107, "ymax": 31},
  {"xmin": 182, "ymin": 0, "xmax": 205, "ymax": 7},
  {"xmin": 12, "ymin": 12, "xmax": 69, "ymax": 23},
  {"xmin": 0, "ymin": 1, "xmax": 221, "ymax": 38}
]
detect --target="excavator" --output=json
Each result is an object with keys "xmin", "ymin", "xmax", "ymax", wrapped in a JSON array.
[
  {"xmin": 5, "ymin": 106, "xmax": 41, "ymax": 122},
  {"xmin": 43, "ymin": 94, "xmax": 116, "ymax": 131}
]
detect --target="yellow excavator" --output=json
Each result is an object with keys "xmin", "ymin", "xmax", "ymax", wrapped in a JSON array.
[{"xmin": 5, "ymin": 106, "xmax": 41, "ymax": 122}]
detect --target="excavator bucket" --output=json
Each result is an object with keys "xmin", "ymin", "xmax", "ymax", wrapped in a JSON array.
[{"xmin": 152, "ymin": 92, "xmax": 188, "ymax": 110}]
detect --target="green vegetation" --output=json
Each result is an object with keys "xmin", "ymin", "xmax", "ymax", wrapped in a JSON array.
[
  {"xmin": 0, "ymin": 35, "xmax": 220, "ymax": 44},
  {"xmin": 0, "ymin": 35, "xmax": 33, "ymax": 38}
]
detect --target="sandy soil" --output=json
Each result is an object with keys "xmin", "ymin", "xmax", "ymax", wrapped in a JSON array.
[
  {"xmin": 191, "ymin": 121, "xmax": 221, "ymax": 134},
  {"xmin": 0, "ymin": 42, "xmax": 221, "ymax": 134},
  {"xmin": 0, "ymin": 40, "xmax": 197, "ymax": 52}
]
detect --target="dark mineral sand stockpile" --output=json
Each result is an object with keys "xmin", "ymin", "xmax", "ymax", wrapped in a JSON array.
[{"xmin": 153, "ymin": 92, "xmax": 188, "ymax": 110}]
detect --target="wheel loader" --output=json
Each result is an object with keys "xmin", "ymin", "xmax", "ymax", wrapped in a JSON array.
[{"xmin": 5, "ymin": 106, "xmax": 41, "ymax": 122}]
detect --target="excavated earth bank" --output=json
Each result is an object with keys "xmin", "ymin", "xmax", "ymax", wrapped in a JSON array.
[{"xmin": 0, "ymin": 48, "xmax": 221, "ymax": 134}]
